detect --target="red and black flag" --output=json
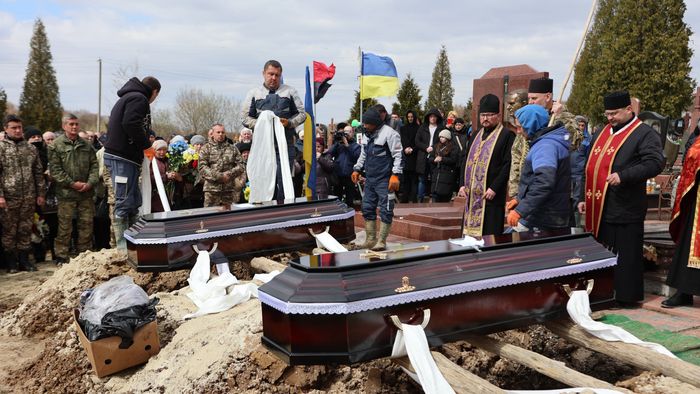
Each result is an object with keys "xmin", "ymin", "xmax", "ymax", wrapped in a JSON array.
[{"xmin": 313, "ymin": 61, "xmax": 336, "ymax": 104}]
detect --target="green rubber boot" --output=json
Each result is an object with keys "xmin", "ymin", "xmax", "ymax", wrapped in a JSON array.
[
  {"xmin": 357, "ymin": 220, "xmax": 377, "ymax": 249},
  {"xmin": 371, "ymin": 221, "xmax": 392, "ymax": 251}
]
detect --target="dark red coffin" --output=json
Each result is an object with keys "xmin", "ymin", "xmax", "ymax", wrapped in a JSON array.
[
  {"xmin": 259, "ymin": 231, "xmax": 617, "ymax": 365},
  {"xmin": 124, "ymin": 198, "xmax": 355, "ymax": 272}
]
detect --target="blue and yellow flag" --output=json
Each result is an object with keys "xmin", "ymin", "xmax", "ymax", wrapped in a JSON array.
[
  {"xmin": 360, "ymin": 52, "xmax": 399, "ymax": 99},
  {"xmin": 303, "ymin": 66, "xmax": 316, "ymax": 198}
]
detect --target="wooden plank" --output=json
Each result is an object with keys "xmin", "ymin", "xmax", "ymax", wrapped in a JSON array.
[
  {"xmin": 392, "ymin": 352, "xmax": 505, "ymax": 394},
  {"xmin": 545, "ymin": 318, "xmax": 700, "ymax": 388},
  {"xmin": 459, "ymin": 335, "xmax": 632, "ymax": 393},
  {"xmin": 251, "ymin": 257, "xmax": 286, "ymax": 274}
]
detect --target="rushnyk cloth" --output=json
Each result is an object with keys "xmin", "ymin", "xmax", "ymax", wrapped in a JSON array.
[
  {"xmin": 151, "ymin": 157, "xmax": 171, "ymax": 212},
  {"xmin": 183, "ymin": 250, "xmax": 280, "ymax": 320},
  {"xmin": 391, "ymin": 322, "xmax": 454, "ymax": 394},
  {"xmin": 311, "ymin": 229, "xmax": 348, "ymax": 253},
  {"xmin": 247, "ymin": 110, "xmax": 294, "ymax": 203},
  {"xmin": 566, "ymin": 290, "xmax": 677, "ymax": 358},
  {"xmin": 139, "ymin": 156, "xmax": 152, "ymax": 215}
]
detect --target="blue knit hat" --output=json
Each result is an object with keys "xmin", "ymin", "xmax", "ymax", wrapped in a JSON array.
[{"xmin": 515, "ymin": 104, "xmax": 550, "ymax": 137}]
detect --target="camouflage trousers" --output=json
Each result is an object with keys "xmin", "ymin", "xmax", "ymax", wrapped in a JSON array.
[
  {"xmin": 204, "ymin": 191, "xmax": 236, "ymax": 208},
  {"xmin": 55, "ymin": 198, "xmax": 94, "ymax": 259},
  {"xmin": 0, "ymin": 197, "xmax": 35, "ymax": 252},
  {"xmin": 102, "ymin": 164, "xmax": 116, "ymax": 248}
]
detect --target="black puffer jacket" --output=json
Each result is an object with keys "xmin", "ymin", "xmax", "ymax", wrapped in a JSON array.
[
  {"xmin": 400, "ymin": 111, "xmax": 420, "ymax": 172},
  {"xmin": 104, "ymin": 78, "xmax": 153, "ymax": 164}
]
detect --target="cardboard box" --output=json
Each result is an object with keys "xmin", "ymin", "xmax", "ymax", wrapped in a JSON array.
[{"xmin": 74, "ymin": 309, "xmax": 160, "ymax": 378}]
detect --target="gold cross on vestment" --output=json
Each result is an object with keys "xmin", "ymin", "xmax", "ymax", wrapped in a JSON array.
[
  {"xmin": 606, "ymin": 147, "xmax": 615, "ymax": 155},
  {"xmin": 595, "ymin": 190, "xmax": 602, "ymax": 200},
  {"xmin": 594, "ymin": 146, "xmax": 602, "ymax": 155},
  {"xmin": 586, "ymin": 190, "xmax": 592, "ymax": 199}
]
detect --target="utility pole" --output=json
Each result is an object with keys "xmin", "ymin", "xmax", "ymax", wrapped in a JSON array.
[{"xmin": 97, "ymin": 58, "xmax": 102, "ymax": 133}]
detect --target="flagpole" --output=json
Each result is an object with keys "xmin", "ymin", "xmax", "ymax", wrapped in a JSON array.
[
  {"xmin": 358, "ymin": 47, "xmax": 363, "ymax": 124},
  {"xmin": 312, "ymin": 62, "xmax": 318, "ymax": 138}
]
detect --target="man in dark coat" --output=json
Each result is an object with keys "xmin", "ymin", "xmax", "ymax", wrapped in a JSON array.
[
  {"xmin": 415, "ymin": 108, "xmax": 445, "ymax": 202},
  {"xmin": 458, "ymin": 95, "xmax": 514, "ymax": 236},
  {"xmin": 103, "ymin": 76, "xmax": 160, "ymax": 250},
  {"xmin": 399, "ymin": 110, "xmax": 420, "ymax": 203},
  {"xmin": 578, "ymin": 91, "xmax": 664, "ymax": 306}
]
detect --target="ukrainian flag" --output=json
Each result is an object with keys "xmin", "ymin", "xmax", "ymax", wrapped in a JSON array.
[
  {"xmin": 303, "ymin": 66, "xmax": 316, "ymax": 198},
  {"xmin": 360, "ymin": 52, "xmax": 399, "ymax": 99}
]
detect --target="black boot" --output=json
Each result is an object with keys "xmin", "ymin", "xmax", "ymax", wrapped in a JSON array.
[
  {"xmin": 661, "ymin": 291, "xmax": 693, "ymax": 308},
  {"xmin": 18, "ymin": 250, "xmax": 37, "ymax": 272},
  {"xmin": 5, "ymin": 251, "xmax": 18, "ymax": 273}
]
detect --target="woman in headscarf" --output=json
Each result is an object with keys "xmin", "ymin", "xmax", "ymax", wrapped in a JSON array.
[{"xmin": 151, "ymin": 139, "xmax": 182, "ymax": 213}]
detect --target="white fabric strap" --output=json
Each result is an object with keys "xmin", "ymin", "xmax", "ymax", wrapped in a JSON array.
[
  {"xmin": 311, "ymin": 229, "xmax": 348, "ymax": 253},
  {"xmin": 567, "ymin": 290, "xmax": 677, "ymax": 358},
  {"xmin": 390, "ymin": 322, "xmax": 454, "ymax": 394},
  {"xmin": 183, "ymin": 251, "xmax": 278, "ymax": 319},
  {"xmin": 139, "ymin": 156, "xmax": 152, "ymax": 215},
  {"xmin": 151, "ymin": 157, "xmax": 171, "ymax": 212},
  {"xmin": 247, "ymin": 110, "xmax": 294, "ymax": 202}
]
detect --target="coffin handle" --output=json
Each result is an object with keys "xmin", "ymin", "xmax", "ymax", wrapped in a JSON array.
[
  {"xmin": 308, "ymin": 226, "xmax": 330, "ymax": 237},
  {"xmin": 561, "ymin": 279, "xmax": 595, "ymax": 297},
  {"xmin": 192, "ymin": 242, "xmax": 219, "ymax": 255},
  {"xmin": 389, "ymin": 308, "xmax": 431, "ymax": 330}
]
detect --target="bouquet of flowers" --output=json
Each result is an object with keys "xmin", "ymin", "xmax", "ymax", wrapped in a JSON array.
[{"xmin": 166, "ymin": 140, "xmax": 191, "ymax": 173}]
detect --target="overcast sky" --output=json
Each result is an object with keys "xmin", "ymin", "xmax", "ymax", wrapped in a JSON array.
[{"xmin": 1, "ymin": 0, "xmax": 700, "ymax": 130}]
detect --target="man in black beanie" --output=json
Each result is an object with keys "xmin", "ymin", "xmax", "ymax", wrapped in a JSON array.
[
  {"xmin": 528, "ymin": 77, "xmax": 581, "ymax": 149},
  {"xmin": 352, "ymin": 108, "xmax": 403, "ymax": 250},
  {"xmin": 458, "ymin": 94, "xmax": 514, "ymax": 236},
  {"xmin": 579, "ymin": 90, "xmax": 664, "ymax": 307}
]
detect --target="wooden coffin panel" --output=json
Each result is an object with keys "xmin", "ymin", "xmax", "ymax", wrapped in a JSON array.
[
  {"xmin": 125, "ymin": 198, "xmax": 355, "ymax": 272},
  {"xmin": 259, "ymin": 232, "xmax": 617, "ymax": 365}
]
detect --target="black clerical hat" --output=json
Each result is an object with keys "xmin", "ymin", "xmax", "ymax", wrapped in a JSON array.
[
  {"xmin": 528, "ymin": 77, "xmax": 553, "ymax": 94},
  {"xmin": 479, "ymin": 94, "xmax": 500, "ymax": 113},
  {"xmin": 603, "ymin": 91, "xmax": 631, "ymax": 110}
]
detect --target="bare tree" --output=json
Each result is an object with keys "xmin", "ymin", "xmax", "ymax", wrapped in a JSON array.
[
  {"xmin": 174, "ymin": 87, "xmax": 242, "ymax": 134},
  {"xmin": 151, "ymin": 107, "xmax": 179, "ymax": 137}
]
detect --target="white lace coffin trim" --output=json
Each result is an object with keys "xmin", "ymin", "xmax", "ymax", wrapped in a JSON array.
[
  {"xmin": 124, "ymin": 210, "xmax": 355, "ymax": 245},
  {"xmin": 258, "ymin": 257, "xmax": 617, "ymax": 315}
]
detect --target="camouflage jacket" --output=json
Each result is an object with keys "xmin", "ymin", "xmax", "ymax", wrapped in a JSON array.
[
  {"xmin": 508, "ymin": 133, "xmax": 530, "ymax": 198},
  {"xmin": 552, "ymin": 106, "xmax": 583, "ymax": 151},
  {"xmin": 48, "ymin": 135, "xmax": 99, "ymax": 200},
  {"xmin": 198, "ymin": 140, "xmax": 245, "ymax": 192},
  {"xmin": 0, "ymin": 138, "xmax": 45, "ymax": 201}
]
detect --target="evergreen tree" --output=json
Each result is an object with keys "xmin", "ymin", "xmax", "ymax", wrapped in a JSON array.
[
  {"xmin": 425, "ymin": 46, "xmax": 455, "ymax": 114},
  {"xmin": 349, "ymin": 90, "xmax": 378, "ymax": 122},
  {"xmin": 395, "ymin": 73, "xmax": 423, "ymax": 119},
  {"xmin": 19, "ymin": 19, "xmax": 62, "ymax": 131},
  {"xmin": 568, "ymin": 0, "xmax": 694, "ymax": 125},
  {"xmin": 0, "ymin": 87, "xmax": 7, "ymax": 118}
]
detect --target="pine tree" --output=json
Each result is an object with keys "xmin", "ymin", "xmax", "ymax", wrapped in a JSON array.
[
  {"xmin": 349, "ymin": 90, "xmax": 378, "ymax": 122},
  {"xmin": 19, "ymin": 19, "xmax": 62, "ymax": 131},
  {"xmin": 0, "ymin": 87, "xmax": 7, "ymax": 118},
  {"xmin": 425, "ymin": 46, "xmax": 455, "ymax": 114},
  {"xmin": 568, "ymin": 0, "xmax": 694, "ymax": 125},
  {"xmin": 395, "ymin": 73, "xmax": 423, "ymax": 119}
]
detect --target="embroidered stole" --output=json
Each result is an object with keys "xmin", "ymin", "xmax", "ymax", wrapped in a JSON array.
[
  {"xmin": 463, "ymin": 124, "xmax": 503, "ymax": 236},
  {"xmin": 584, "ymin": 118, "xmax": 642, "ymax": 237},
  {"xmin": 670, "ymin": 137, "xmax": 700, "ymax": 269}
]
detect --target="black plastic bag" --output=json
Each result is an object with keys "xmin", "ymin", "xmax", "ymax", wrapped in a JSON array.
[{"xmin": 80, "ymin": 297, "xmax": 159, "ymax": 349}]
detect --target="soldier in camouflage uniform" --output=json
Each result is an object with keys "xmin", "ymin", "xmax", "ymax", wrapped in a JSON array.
[
  {"xmin": 0, "ymin": 115, "xmax": 46, "ymax": 273},
  {"xmin": 198, "ymin": 124, "xmax": 245, "ymax": 207},
  {"xmin": 48, "ymin": 114, "xmax": 99, "ymax": 265},
  {"xmin": 505, "ymin": 90, "xmax": 530, "ymax": 199}
]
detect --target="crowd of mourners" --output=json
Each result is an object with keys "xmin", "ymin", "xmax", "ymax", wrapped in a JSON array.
[{"xmin": 0, "ymin": 59, "xmax": 696, "ymax": 311}]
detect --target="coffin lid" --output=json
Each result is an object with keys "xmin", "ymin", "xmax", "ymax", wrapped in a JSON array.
[
  {"xmin": 259, "ymin": 232, "xmax": 617, "ymax": 315},
  {"xmin": 123, "ymin": 197, "xmax": 354, "ymax": 244}
]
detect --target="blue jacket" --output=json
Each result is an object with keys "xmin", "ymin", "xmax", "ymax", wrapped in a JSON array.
[
  {"xmin": 516, "ymin": 124, "xmax": 571, "ymax": 229},
  {"xmin": 328, "ymin": 140, "xmax": 361, "ymax": 177}
]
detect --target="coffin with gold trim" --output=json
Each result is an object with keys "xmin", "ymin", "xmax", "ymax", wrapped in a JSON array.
[
  {"xmin": 259, "ymin": 231, "xmax": 616, "ymax": 365},
  {"xmin": 124, "ymin": 198, "xmax": 355, "ymax": 272}
]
